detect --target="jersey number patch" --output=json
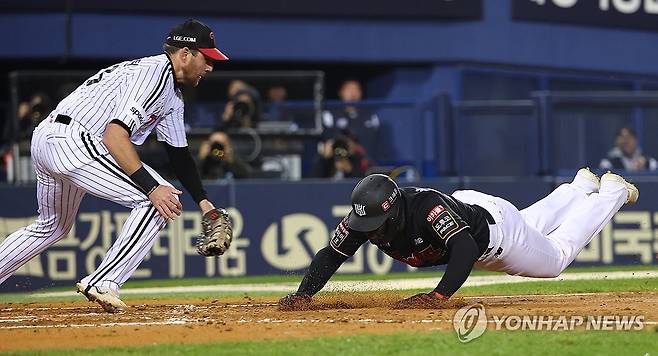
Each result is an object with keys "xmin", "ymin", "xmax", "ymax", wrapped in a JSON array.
[{"xmin": 85, "ymin": 64, "xmax": 119, "ymax": 86}]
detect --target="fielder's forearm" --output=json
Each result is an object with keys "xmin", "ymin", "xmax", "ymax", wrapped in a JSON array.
[
  {"xmin": 434, "ymin": 232, "xmax": 479, "ymax": 298},
  {"xmin": 102, "ymin": 122, "xmax": 160, "ymax": 195},
  {"xmin": 297, "ymin": 246, "xmax": 348, "ymax": 296},
  {"xmin": 163, "ymin": 143, "xmax": 208, "ymax": 204},
  {"xmin": 103, "ymin": 122, "xmax": 142, "ymax": 175}
]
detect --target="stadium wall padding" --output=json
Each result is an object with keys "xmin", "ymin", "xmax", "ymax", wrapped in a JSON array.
[
  {"xmin": 0, "ymin": 1, "xmax": 657, "ymax": 76},
  {"xmin": 1, "ymin": 177, "xmax": 656, "ymax": 292}
]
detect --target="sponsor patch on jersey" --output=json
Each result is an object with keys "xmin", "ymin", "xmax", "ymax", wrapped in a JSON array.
[
  {"xmin": 130, "ymin": 107, "xmax": 144, "ymax": 123},
  {"xmin": 126, "ymin": 102, "xmax": 149, "ymax": 127},
  {"xmin": 431, "ymin": 210, "xmax": 460, "ymax": 240},
  {"xmin": 426, "ymin": 205, "xmax": 445, "ymax": 222},
  {"xmin": 331, "ymin": 217, "xmax": 350, "ymax": 247}
]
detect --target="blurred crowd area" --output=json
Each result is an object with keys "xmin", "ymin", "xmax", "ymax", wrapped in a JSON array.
[
  {"xmin": 0, "ymin": 73, "xmax": 398, "ymax": 183},
  {"xmin": 2, "ymin": 68, "xmax": 658, "ymax": 184},
  {"xmin": 2, "ymin": 1, "xmax": 658, "ymax": 183}
]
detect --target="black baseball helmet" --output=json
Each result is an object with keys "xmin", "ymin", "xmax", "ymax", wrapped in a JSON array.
[{"xmin": 347, "ymin": 174, "xmax": 401, "ymax": 232}]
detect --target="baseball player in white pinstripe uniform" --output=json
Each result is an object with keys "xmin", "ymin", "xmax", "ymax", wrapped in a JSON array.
[{"xmin": 0, "ymin": 19, "xmax": 230, "ymax": 312}]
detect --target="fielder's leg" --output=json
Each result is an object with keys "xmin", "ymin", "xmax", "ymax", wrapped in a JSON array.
[
  {"xmin": 67, "ymin": 158, "xmax": 168, "ymax": 292},
  {"xmin": 46, "ymin": 128, "xmax": 168, "ymax": 312},
  {"xmin": 520, "ymin": 168, "xmax": 599, "ymax": 235},
  {"xmin": 67, "ymin": 152, "xmax": 168, "ymax": 286},
  {"xmin": 0, "ymin": 175, "xmax": 85, "ymax": 284}
]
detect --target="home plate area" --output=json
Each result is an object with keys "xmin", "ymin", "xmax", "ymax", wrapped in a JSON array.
[{"xmin": 1, "ymin": 291, "xmax": 657, "ymax": 351}]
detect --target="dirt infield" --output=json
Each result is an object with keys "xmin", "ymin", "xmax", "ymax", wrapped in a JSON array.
[{"xmin": 1, "ymin": 291, "xmax": 657, "ymax": 351}]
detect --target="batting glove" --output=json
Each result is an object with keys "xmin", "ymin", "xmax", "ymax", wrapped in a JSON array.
[
  {"xmin": 395, "ymin": 291, "xmax": 447, "ymax": 308},
  {"xmin": 278, "ymin": 293, "xmax": 312, "ymax": 311}
]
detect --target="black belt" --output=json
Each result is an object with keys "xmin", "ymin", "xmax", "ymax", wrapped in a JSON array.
[
  {"xmin": 55, "ymin": 114, "xmax": 72, "ymax": 125},
  {"xmin": 474, "ymin": 205, "xmax": 496, "ymax": 225},
  {"xmin": 484, "ymin": 210, "xmax": 495, "ymax": 225}
]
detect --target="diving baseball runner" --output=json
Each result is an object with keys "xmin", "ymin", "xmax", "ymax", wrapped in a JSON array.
[
  {"xmin": 280, "ymin": 169, "xmax": 639, "ymax": 308},
  {"xmin": 0, "ymin": 19, "xmax": 232, "ymax": 312}
]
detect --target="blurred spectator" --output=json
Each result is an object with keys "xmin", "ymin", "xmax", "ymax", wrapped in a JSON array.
[
  {"xmin": 599, "ymin": 127, "xmax": 657, "ymax": 172},
  {"xmin": 264, "ymin": 84, "xmax": 296, "ymax": 123},
  {"xmin": 17, "ymin": 92, "xmax": 52, "ymax": 140},
  {"xmin": 221, "ymin": 80, "xmax": 262, "ymax": 129},
  {"xmin": 311, "ymin": 135, "xmax": 369, "ymax": 179},
  {"xmin": 198, "ymin": 131, "xmax": 252, "ymax": 179},
  {"xmin": 322, "ymin": 79, "xmax": 381, "ymax": 162},
  {"xmin": 268, "ymin": 85, "xmax": 288, "ymax": 103}
]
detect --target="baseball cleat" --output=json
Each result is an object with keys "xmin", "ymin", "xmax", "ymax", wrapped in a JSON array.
[
  {"xmin": 76, "ymin": 282, "xmax": 127, "ymax": 313},
  {"xmin": 601, "ymin": 171, "xmax": 639, "ymax": 204},
  {"xmin": 576, "ymin": 167, "xmax": 600, "ymax": 187}
]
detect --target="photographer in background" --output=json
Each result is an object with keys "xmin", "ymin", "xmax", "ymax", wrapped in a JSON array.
[
  {"xmin": 220, "ymin": 80, "xmax": 262, "ymax": 129},
  {"xmin": 198, "ymin": 131, "xmax": 252, "ymax": 180},
  {"xmin": 311, "ymin": 134, "xmax": 369, "ymax": 179}
]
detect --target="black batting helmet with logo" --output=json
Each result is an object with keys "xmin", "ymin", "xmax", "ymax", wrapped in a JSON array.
[{"xmin": 348, "ymin": 174, "xmax": 401, "ymax": 232}]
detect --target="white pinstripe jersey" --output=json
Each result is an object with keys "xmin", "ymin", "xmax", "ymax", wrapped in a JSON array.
[{"xmin": 54, "ymin": 54, "xmax": 187, "ymax": 147}]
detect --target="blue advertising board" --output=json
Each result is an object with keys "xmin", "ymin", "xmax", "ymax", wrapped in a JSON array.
[{"xmin": 1, "ymin": 178, "xmax": 656, "ymax": 292}]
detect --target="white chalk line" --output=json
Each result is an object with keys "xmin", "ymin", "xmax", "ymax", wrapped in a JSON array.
[
  {"xmin": 23, "ymin": 270, "xmax": 658, "ymax": 298},
  {"xmin": 1, "ymin": 317, "xmax": 655, "ymax": 330},
  {"xmin": 0, "ymin": 302, "xmax": 278, "ymax": 313}
]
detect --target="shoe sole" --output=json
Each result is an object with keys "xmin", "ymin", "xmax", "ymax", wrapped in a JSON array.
[
  {"xmin": 601, "ymin": 172, "xmax": 639, "ymax": 204},
  {"xmin": 76, "ymin": 283, "xmax": 126, "ymax": 313}
]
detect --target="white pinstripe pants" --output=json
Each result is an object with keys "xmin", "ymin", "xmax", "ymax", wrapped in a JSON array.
[{"xmin": 0, "ymin": 117, "xmax": 168, "ymax": 293}]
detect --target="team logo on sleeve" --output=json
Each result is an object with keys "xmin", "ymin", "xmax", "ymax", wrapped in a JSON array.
[
  {"xmin": 354, "ymin": 204, "xmax": 367, "ymax": 216},
  {"xmin": 426, "ymin": 205, "xmax": 445, "ymax": 222}
]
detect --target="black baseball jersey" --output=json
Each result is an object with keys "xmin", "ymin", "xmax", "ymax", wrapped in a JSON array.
[{"xmin": 330, "ymin": 187, "xmax": 491, "ymax": 267}]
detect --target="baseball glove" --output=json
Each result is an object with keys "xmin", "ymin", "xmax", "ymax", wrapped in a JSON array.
[{"xmin": 196, "ymin": 208, "xmax": 233, "ymax": 256}]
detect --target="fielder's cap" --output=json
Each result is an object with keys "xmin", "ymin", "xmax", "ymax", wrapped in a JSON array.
[
  {"xmin": 347, "ymin": 174, "xmax": 401, "ymax": 232},
  {"xmin": 166, "ymin": 19, "xmax": 229, "ymax": 61}
]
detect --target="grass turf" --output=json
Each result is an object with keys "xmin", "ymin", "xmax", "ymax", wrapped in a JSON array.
[
  {"xmin": 4, "ymin": 330, "xmax": 658, "ymax": 356},
  {"xmin": 1, "ymin": 277, "xmax": 657, "ymax": 304},
  {"xmin": 2, "ymin": 266, "xmax": 657, "ymax": 355},
  {"xmin": 3, "ymin": 263, "xmax": 657, "ymax": 293}
]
